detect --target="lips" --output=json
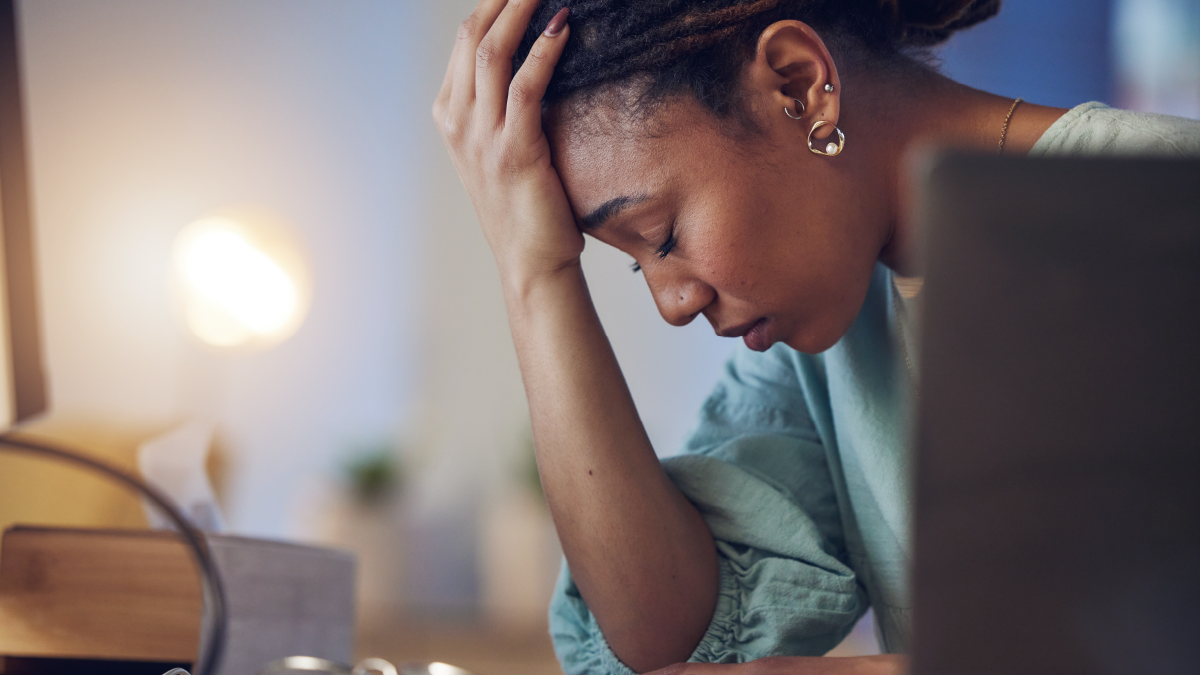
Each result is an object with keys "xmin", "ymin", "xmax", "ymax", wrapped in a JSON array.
[
  {"xmin": 719, "ymin": 317, "xmax": 772, "ymax": 352},
  {"xmin": 742, "ymin": 318, "xmax": 771, "ymax": 351}
]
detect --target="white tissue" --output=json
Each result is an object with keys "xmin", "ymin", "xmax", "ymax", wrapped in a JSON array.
[{"xmin": 138, "ymin": 420, "xmax": 226, "ymax": 532}]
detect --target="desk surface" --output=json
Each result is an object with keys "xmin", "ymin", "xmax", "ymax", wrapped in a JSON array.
[{"xmin": 356, "ymin": 615, "xmax": 561, "ymax": 675}]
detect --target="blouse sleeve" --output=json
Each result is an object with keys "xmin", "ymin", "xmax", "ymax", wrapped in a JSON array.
[{"xmin": 548, "ymin": 344, "xmax": 868, "ymax": 674}]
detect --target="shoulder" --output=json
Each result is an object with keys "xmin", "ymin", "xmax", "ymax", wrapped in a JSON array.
[{"xmin": 1030, "ymin": 102, "xmax": 1200, "ymax": 158}]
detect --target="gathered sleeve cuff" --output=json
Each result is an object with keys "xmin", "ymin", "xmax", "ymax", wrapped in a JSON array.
[{"xmin": 548, "ymin": 452, "xmax": 865, "ymax": 674}]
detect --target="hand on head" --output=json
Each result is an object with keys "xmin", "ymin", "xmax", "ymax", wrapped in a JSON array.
[{"xmin": 432, "ymin": 0, "xmax": 581, "ymax": 283}]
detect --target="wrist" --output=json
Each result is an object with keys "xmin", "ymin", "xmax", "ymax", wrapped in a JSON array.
[{"xmin": 499, "ymin": 257, "xmax": 585, "ymax": 304}]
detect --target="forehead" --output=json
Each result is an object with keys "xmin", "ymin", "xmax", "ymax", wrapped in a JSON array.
[{"xmin": 547, "ymin": 97, "xmax": 738, "ymax": 222}]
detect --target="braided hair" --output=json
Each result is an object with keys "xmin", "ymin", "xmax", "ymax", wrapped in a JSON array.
[{"xmin": 515, "ymin": 0, "xmax": 999, "ymax": 125}]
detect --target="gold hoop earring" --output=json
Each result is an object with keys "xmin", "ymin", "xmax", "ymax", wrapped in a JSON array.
[
  {"xmin": 808, "ymin": 120, "xmax": 845, "ymax": 157},
  {"xmin": 783, "ymin": 98, "xmax": 805, "ymax": 120}
]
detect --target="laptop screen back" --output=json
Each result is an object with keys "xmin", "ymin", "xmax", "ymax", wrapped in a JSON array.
[{"xmin": 911, "ymin": 154, "xmax": 1200, "ymax": 675}]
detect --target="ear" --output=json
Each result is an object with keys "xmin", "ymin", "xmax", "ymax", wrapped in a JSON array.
[{"xmin": 741, "ymin": 21, "xmax": 841, "ymax": 143}]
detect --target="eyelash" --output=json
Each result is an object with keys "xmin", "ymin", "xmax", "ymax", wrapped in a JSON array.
[
  {"xmin": 630, "ymin": 222, "xmax": 677, "ymax": 274},
  {"xmin": 656, "ymin": 225, "xmax": 678, "ymax": 259}
]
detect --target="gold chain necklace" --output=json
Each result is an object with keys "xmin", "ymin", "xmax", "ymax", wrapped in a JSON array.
[
  {"xmin": 893, "ymin": 97, "xmax": 1025, "ymax": 398},
  {"xmin": 998, "ymin": 97, "xmax": 1023, "ymax": 154}
]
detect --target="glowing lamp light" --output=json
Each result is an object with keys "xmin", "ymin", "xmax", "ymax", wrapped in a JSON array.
[{"xmin": 174, "ymin": 215, "xmax": 309, "ymax": 348}]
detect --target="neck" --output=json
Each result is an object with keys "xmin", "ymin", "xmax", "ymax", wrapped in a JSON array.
[{"xmin": 846, "ymin": 64, "xmax": 1065, "ymax": 275}]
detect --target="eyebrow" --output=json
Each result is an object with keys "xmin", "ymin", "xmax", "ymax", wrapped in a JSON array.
[{"xmin": 580, "ymin": 195, "xmax": 647, "ymax": 230}]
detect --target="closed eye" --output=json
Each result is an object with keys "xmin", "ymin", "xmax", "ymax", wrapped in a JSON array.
[{"xmin": 655, "ymin": 222, "xmax": 677, "ymax": 259}]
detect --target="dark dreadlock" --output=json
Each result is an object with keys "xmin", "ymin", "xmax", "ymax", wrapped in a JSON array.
[{"xmin": 514, "ymin": 0, "xmax": 1000, "ymax": 124}]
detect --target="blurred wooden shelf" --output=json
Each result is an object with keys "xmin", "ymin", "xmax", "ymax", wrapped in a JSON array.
[
  {"xmin": 0, "ymin": 524, "xmax": 356, "ymax": 675},
  {"xmin": 0, "ymin": 526, "xmax": 201, "ymax": 663}
]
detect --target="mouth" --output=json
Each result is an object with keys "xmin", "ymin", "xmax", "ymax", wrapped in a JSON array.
[{"xmin": 719, "ymin": 317, "xmax": 772, "ymax": 352}]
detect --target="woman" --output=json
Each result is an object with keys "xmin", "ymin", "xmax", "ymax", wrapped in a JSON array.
[{"xmin": 432, "ymin": 1, "xmax": 1200, "ymax": 673}]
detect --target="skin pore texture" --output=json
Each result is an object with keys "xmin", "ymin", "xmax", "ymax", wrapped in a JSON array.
[{"xmin": 433, "ymin": 1, "xmax": 1066, "ymax": 673}]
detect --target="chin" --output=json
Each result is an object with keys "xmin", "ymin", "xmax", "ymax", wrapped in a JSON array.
[
  {"xmin": 783, "ymin": 335, "xmax": 840, "ymax": 355},
  {"xmin": 782, "ymin": 318, "xmax": 851, "ymax": 355}
]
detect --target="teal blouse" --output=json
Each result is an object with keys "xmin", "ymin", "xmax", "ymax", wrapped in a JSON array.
[{"xmin": 548, "ymin": 103, "xmax": 1200, "ymax": 675}]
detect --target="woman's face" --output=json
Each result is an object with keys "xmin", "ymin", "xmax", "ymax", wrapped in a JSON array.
[{"xmin": 549, "ymin": 95, "xmax": 889, "ymax": 354}]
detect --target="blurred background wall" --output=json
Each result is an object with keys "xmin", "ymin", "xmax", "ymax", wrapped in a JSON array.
[
  {"xmin": 6, "ymin": 0, "xmax": 736, "ymax": 622},
  {"xmin": 17, "ymin": 0, "xmax": 422, "ymax": 535},
  {"xmin": 940, "ymin": 0, "xmax": 1199, "ymax": 118},
  {"xmin": 1, "ymin": 0, "xmax": 1196, "ymax": 636}
]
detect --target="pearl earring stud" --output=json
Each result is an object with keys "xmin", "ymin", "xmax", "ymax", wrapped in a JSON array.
[{"xmin": 824, "ymin": 83, "xmax": 834, "ymax": 93}]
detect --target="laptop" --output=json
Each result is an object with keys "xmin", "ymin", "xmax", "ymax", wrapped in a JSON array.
[{"xmin": 910, "ymin": 154, "xmax": 1200, "ymax": 675}]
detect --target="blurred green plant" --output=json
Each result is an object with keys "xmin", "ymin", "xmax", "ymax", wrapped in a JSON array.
[{"xmin": 342, "ymin": 443, "xmax": 402, "ymax": 506}]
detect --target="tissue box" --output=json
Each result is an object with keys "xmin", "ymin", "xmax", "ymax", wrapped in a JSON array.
[{"xmin": 0, "ymin": 526, "xmax": 356, "ymax": 674}]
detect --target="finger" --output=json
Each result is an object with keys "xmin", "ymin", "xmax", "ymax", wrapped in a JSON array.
[
  {"xmin": 436, "ymin": 36, "xmax": 458, "ymax": 106},
  {"xmin": 475, "ymin": 0, "xmax": 544, "ymax": 120},
  {"xmin": 505, "ymin": 10, "xmax": 569, "ymax": 137},
  {"xmin": 434, "ymin": 25, "xmax": 472, "ymax": 134},
  {"xmin": 448, "ymin": 0, "xmax": 508, "ymax": 113},
  {"xmin": 433, "ymin": 41, "xmax": 457, "ymax": 126}
]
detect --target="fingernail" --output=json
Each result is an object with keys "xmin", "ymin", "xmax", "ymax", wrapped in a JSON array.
[{"xmin": 543, "ymin": 7, "xmax": 569, "ymax": 37}]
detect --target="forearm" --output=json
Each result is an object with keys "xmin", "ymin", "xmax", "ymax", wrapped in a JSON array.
[
  {"xmin": 434, "ymin": 2, "xmax": 716, "ymax": 668},
  {"xmin": 504, "ymin": 262, "xmax": 719, "ymax": 673}
]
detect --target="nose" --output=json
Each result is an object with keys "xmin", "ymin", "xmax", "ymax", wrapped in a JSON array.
[{"xmin": 649, "ymin": 273, "xmax": 715, "ymax": 327}]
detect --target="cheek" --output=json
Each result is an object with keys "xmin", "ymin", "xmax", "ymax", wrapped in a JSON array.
[
  {"xmin": 683, "ymin": 212, "xmax": 757, "ymax": 287},
  {"xmin": 681, "ymin": 177, "xmax": 775, "ymax": 281},
  {"xmin": 682, "ymin": 156, "xmax": 881, "ymax": 351},
  {"xmin": 686, "ymin": 224, "xmax": 782, "ymax": 311},
  {"xmin": 695, "ymin": 199, "xmax": 861, "ymax": 339}
]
